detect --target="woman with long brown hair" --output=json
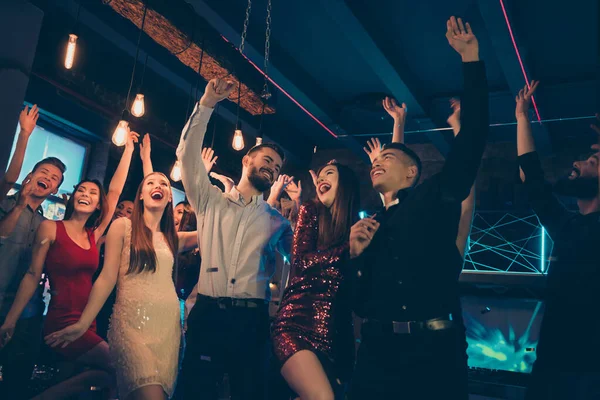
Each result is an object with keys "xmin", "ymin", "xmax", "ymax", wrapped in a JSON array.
[
  {"xmin": 271, "ymin": 161, "xmax": 360, "ymax": 400},
  {"xmin": 47, "ymin": 172, "xmax": 198, "ymax": 400}
]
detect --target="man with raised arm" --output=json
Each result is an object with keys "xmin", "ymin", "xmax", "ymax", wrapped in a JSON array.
[
  {"xmin": 516, "ymin": 83, "xmax": 600, "ymax": 399},
  {"xmin": 348, "ymin": 17, "xmax": 488, "ymax": 399},
  {"xmin": 176, "ymin": 79, "xmax": 293, "ymax": 400}
]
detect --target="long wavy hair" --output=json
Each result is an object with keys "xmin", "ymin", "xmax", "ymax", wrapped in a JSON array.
[
  {"xmin": 176, "ymin": 201, "xmax": 197, "ymax": 233},
  {"xmin": 127, "ymin": 173, "xmax": 179, "ymax": 276},
  {"xmin": 314, "ymin": 161, "xmax": 361, "ymax": 248},
  {"xmin": 64, "ymin": 179, "xmax": 108, "ymax": 229}
]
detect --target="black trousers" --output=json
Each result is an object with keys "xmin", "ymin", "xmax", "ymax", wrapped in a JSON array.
[
  {"xmin": 349, "ymin": 322, "xmax": 468, "ymax": 400},
  {"xmin": 177, "ymin": 296, "xmax": 270, "ymax": 400},
  {"xmin": 0, "ymin": 314, "xmax": 43, "ymax": 400}
]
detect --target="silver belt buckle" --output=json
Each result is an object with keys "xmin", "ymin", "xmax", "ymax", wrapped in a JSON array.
[{"xmin": 392, "ymin": 321, "xmax": 411, "ymax": 334}]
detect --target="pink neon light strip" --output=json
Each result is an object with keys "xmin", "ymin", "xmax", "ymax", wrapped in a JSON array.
[
  {"xmin": 499, "ymin": 0, "xmax": 542, "ymax": 122},
  {"xmin": 220, "ymin": 35, "xmax": 338, "ymax": 138}
]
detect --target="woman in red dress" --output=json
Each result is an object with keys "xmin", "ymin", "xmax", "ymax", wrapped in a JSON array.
[
  {"xmin": 272, "ymin": 161, "xmax": 361, "ymax": 399},
  {"xmin": 1, "ymin": 132, "xmax": 138, "ymax": 398}
]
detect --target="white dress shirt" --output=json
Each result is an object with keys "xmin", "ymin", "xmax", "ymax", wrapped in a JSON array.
[{"xmin": 177, "ymin": 104, "xmax": 293, "ymax": 300}]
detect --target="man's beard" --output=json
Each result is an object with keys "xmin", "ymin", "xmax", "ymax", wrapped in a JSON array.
[
  {"xmin": 553, "ymin": 175, "xmax": 599, "ymax": 199},
  {"xmin": 247, "ymin": 167, "xmax": 272, "ymax": 192}
]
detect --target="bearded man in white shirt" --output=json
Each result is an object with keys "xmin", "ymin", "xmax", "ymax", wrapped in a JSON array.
[{"xmin": 176, "ymin": 78, "xmax": 293, "ymax": 400}]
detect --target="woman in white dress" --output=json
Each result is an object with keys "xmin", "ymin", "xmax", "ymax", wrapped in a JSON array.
[{"xmin": 47, "ymin": 172, "xmax": 198, "ymax": 400}]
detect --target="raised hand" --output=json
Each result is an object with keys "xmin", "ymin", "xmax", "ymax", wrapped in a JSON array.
[
  {"xmin": 285, "ymin": 180, "xmax": 302, "ymax": 203},
  {"xmin": 17, "ymin": 175, "xmax": 35, "ymax": 208},
  {"xmin": 201, "ymin": 148, "xmax": 218, "ymax": 173},
  {"xmin": 19, "ymin": 104, "xmax": 39, "ymax": 138},
  {"xmin": 447, "ymin": 98, "xmax": 461, "ymax": 136},
  {"xmin": 125, "ymin": 130, "xmax": 140, "ymax": 153},
  {"xmin": 446, "ymin": 16, "xmax": 479, "ymax": 62},
  {"xmin": 45, "ymin": 323, "xmax": 87, "ymax": 349},
  {"xmin": 383, "ymin": 97, "xmax": 407, "ymax": 122},
  {"xmin": 515, "ymin": 80, "xmax": 539, "ymax": 120},
  {"xmin": 364, "ymin": 138, "xmax": 383, "ymax": 164},
  {"xmin": 209, "ymin": 172, "xmax": 235, "ymax": 193},
  {"xmin": 349, "ymin": 217, "xmax": 380, "ymax": 259},
  {"xmin": 140, "ymin": 134, "xmax": 152, "ymax": 162},
  {"xmin": 199, "ymin": 78, "xmax": 236, "ymax": 108}
]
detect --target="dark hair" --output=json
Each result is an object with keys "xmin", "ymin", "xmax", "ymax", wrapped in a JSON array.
[
  {"xmin": 32, "ymin": 157, "xmax": 66, "ymax": 186},
  {"xmin": 314, "ymin": 161, "xmax": 360, "ymax": 248},
  {"xmin": 246, "ymin": 143, "xmax": 285, "ymax": 163},
  {"xmin": 176, "ymin": 201, "xmax": 197, "ymax": 232},
  {"xmin": 64, "ymin": 179, "xmax": 108, "ymax": 229},
  {"xmin": 383, "ymin": 143, "xmax": 422, "ymax": 186},
  {"xmin": 128, "ymin": 173, "xmax": 179, "ymax": 276}
]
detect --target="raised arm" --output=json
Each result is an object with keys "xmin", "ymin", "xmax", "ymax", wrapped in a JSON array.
[
  {"xmin": 267, "ymin": 175, "xmax": 293, "ymax": 208},
  {"xmin": 0, "ymin": 105, "xmax": 38, "ymax": 201},
  {"xmin": 0, "ymin": 220, "xmax": 55, "ymax": 348},
  {"xmin": 45, "ymin": 218, "xmax": 126, "ymax": 348},
  {"xmin": 94, "ymin": 131, "xmax": 139, "ymax": 242},
  {"xmin": 440, "ymin": 17, "xmax": 489, "ymax": 202},
  {"xmin": 383, "ymin": 97, "xmax": 407, "ymax": 144},
  {"xmin": 516, "ymin": 81, "xmax": 539, "ymax": 160},
  {"xmin": 140, "ymin": 133, "xmax": 154, "ymax": 177},
  {"xmin": 177, "ymin": 79, "xmax": 235, "ymax": 213},
  {"xmin": 178, "ymin": 231, "xmax": 199, "ymax": 253}
]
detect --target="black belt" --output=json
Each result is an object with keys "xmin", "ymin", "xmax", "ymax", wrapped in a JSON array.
[
  {"xmin": 197, "ymin": 294, "xmax": 267, "ymax": 309},
  {"xmin": 363, "ymin": 315, "xmax": 454, "ymax": 335}
]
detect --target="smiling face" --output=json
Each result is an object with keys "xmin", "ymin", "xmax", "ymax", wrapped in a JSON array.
[
  {"xmin": 174, "ymin": 203, "xmax": 185, "ymax": 228},
  {"xmin": 29, "ymin": 163, "xmax": 63, "ymax": 198},
  {"xmin": 370, "ymin": 149, "xmax": 417, "ymax": 194},
  {"xmin": 140, "ymin": 173, "xmax": 172, "ymax": 211},
  {"xmin": 554, "ymin": 152, "xmax": 600, "ymax": 199},
  {"xmin": 72, "ymin": 181, "xmax": 101, "ymax": 215},
  {"xmin": 570, "ymin": 154, "xmax": 599, "ymax": 181},
  {"xmin": 244, "ymin": 147, "xmax": 283, "ymax": 193},
  {"xmin": 114, "ymin": 200, "xmax": 134, "ymax": 220},
  {"xmin": 316, "ymin": 165, "xmax": 339, "ymax": 208}
]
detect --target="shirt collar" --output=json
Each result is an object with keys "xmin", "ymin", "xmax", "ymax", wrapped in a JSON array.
[
  {"xmin": 229, "ymin": 186, "xmax": 265, "ymax": 205},
  {"xmin": 382, "ymin": 187, "xmax": 412, "ymax": 209},
  {"xmin": 8, "ymin": 192, "xmax": 44, "ymax": 215}
]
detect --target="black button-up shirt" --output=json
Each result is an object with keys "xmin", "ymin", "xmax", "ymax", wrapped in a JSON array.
[
  {"xmin": 519, "ymin": 151, "xmax": 600, "ymax": 370},
  {"xmin": 351, "ymin": 61, "xmax": 489, "ymax": 322}
]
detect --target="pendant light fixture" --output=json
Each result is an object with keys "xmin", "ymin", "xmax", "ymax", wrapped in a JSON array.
[
  {"xmin": 232, "ymin": 81, "xmax": 245, "ymax": 151},
  {"xmin": 64, "ymin": 3, "xmax": 81, "ymax": 69}
]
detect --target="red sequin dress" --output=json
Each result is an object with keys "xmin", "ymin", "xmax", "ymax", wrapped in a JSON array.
[
  {"xmin": 44, "ymin": 221, "xmax": 103, "ymax": 359},
  {"xmin": 272, "ymin": 202, "xmax": 355, "ymax": 380}
]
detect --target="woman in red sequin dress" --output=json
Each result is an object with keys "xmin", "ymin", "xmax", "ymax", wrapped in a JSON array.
[{"xmin": 272, "ymin": 161, "xmax": 360, "ymax": 399}]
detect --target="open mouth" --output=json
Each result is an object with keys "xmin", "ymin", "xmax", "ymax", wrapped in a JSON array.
[
  {"xmin": 371, "ymin": 168, "xmax": 385, "ymax": 179},
  {"xmin": 151, "ymin": 190, "xmax": 164, "ymax": 200},
  {"xmin": 569, "ymin": 168, "xmax": 580, "ymax": 180},
  {"xmin": 37, "ymin": 181, "xmax": 49, "ymax": 190},
  {"xmin": 78, "ymin": 199, "xmax": 90, "ymax": 206},
  {"xmin": 260, "ymin": 168, "xmax": 273, "ymax": 181},
  {"xmin": 318, "ymin": 182, "xmax": 331, "ymax": 195}
]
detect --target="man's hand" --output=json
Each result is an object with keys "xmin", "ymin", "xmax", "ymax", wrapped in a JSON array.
[
  {"xmin": 125, "ymin": 131, "xmax": 140, "ymax": 153},
  {"xmin": 19, "ymin": 105, "xmax": 39, "ymax": 139},
  {"xmin": 199, "ymin": 79, "xmax": 236, "ymax": 109},
  {"xmin": 17, "ymin": 175, "xmax": 35, "ymax": 209},
  {"xmin": 364, "ymin": 138, "xmax": 383, "ymax": 164},
  {"xmin": 271, "ymin": 175, "xmax": 293, "ymax": 198},
  {"xmin": 201, "ymin": 148, "xmax": 218, "ymax": 173},
  {"xmin": 446, "ymin": 16, "xmax": 479, "ymax": 62},
  {"xmin": 383, "ymin": 97, "xmax": 407, "ymax": 123},
  {"xmin": 285, "ymin": 180, "xmax": 302, "ymax": 203},
  {"xmin": 515, "ymin": 81, "xmax": 539, "ymax": 120},
  {"xmin": 140, "ymin": 134, "xmax": 152, "ymax": 162},
  {"xmin": 349, "ymin": 217, "xmax": 380, "ymax": 259},
  {"xmin": 447, "ymin": 98, "xmax": 461, "ymax": 136}
]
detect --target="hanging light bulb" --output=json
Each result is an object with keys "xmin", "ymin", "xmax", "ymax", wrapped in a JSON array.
[
  {"xmin": 232, "ymin": 129, "xmax": 245, "ymax": 151},
  {"xmin": 170, "ymin": 160, "xmax": 182, "ymax": 182},
  {"xmin": 131, "ymin": 94, "xmax": 145, "ymax": 117},
  {"xmin": 255, "ymin": 137, "xmax": 263, "ymax": 146},
  {"xmin": 112, "ymin": 120, "xmax": 129, "ymax": 146},
  {"xmin": 64, "ymin": 34, "xmax": 78, "ymax": 69}
]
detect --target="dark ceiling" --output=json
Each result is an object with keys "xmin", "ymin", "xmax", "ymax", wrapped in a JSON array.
[{"xmin": 24, "ymin": 0, "xmax": 599, "ymax": 187}]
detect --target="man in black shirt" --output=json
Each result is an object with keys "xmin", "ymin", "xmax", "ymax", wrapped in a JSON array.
[
  {"xmin": 348, "ymin": 17, "xmax": 488, "ymax": 399},
  {"xmin": 516, "ymin": 84, "xmax": 600, "ymax": 399}
]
